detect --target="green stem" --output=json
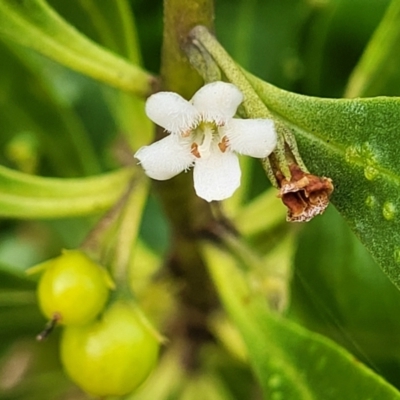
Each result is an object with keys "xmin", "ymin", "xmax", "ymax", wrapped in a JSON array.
[
  {"xmin": 161, "ymin": 0, "xmax": 214, "ymax": 96},
  {"xmin": 80, "ymin": 177, "xmax": 149, "ymax": 299},
  {"xmin": 112, "ymin": 178, "xmax": 149, "ymax": 290},
  {"xmin": 158, "ymin": 0, "xmax": 216, "ymax": 238},
  {"xmin": 188, "ymin": 26, "xmax": 271, "ymax": 118},
  {"xmin": 80, "ymin": 182, "xmax": 134, "ymax": 261},
  {"xmin": 156, "ymin": 0, "xmax": 221, "ymax": 369}
]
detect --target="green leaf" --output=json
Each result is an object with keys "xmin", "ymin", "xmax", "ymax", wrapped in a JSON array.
[
  {"xmin": 246, "ymin": 75, "xmax": 400, "ymax": 291},
  {"xmin": 290, "ymin": 206, "xmax": 400, "ymax": 377},
  {"xmin": 188, "ymin": 27, "xmax": 400, "ymax": 291},
  {"xmin": 203, "ymin": 244, "xmax": 400, "ymax": 400},
  {"xmin": 0, "ymin": 0, "xmax": 153, "ymax": 96},
  {"xmin": 0, "ymin": 165, "xmax": 135, "ymax": 219}
]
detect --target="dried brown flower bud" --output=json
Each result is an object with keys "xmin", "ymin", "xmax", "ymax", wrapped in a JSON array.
[{"xmin": 276, "ymin": 163, "xmax": 334, "ymax": 222}]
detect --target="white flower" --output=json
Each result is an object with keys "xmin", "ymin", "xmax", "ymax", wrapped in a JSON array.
[{"xmin": 134, "ymin": 81, "xmax": 277, "ymax": 202}]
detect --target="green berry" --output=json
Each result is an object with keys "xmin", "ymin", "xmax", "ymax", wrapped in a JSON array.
[
  {"xmin": 37, "ymin": 250, "xmax": 113, "ymax": 325},
  {"xmin": 60, "ymin": 301, "xmax": 159, "ymax": 396}
]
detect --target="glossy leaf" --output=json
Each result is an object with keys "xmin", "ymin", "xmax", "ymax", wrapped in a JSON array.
[
  {"xmin": 245, "ymin": 75, "xmax": 400, "ymax": 291},
  {"xmin": 203, "ymin": 243, "xmax": 400, "ymax": 400},
  {"xmin": 0, "ymin": 0, "xmax": 153, "ymax": 96},
  {"xmin": 0, "ymin": 165, "xmax": 135, "ymax": 218}
]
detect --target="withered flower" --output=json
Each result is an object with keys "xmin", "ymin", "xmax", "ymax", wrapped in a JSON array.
[{"xmin": 276, "ymin": 163, "xmax": 334, "ymax": 222}]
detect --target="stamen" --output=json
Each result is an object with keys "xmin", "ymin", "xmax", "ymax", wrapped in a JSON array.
[
  {"xmin": 191, "ymin": 143, "xmax": 201, "ymax": 158},
  {"xmin": 218, "ymin": 136, "xmax": 229, "ymax": 153}
]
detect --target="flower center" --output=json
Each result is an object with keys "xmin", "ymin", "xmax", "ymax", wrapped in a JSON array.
[{"xmin": 190, "ymin": 122, "xmax": 228, "ymax": 159}]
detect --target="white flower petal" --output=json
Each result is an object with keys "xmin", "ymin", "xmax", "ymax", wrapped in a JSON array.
[
  {"xmin": 145, "ymin": 92, "xmax": 200, "ymax": 134},
  {"xmin": 134, "ymin": 134, "xmax": 195, "ymax": 180},
  {"xmin": 191, "ymin": 81, "xmax": 243, "ymax": 124},
  {"xmin": 193, "ymin": 148, "xmax": 241, "ymax": 202},
  {"xmin": 221, "ymin": 118, "xmax": 277, "ymax": 158}
]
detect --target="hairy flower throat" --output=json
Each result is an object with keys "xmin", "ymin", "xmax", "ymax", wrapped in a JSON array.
[{"xmin": 191, "ymin": 122, "xmax": 227, "ymax": 159}]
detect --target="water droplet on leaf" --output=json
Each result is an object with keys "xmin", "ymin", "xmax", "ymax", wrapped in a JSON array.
[
  {"xmin": 365, "ymin": 195, "xmax": 376, "ymax": 208},
  {"xmin": 364, "ymin": 166, "xmax": 378, "ymax": 181},
  {"xmin": 393, "ymin": 248, "xmax": 400, "ymax": 263},
  {"xmin": 382, "ymin": 201, "xmax": 396, "ymax": 221},
  {"xmin": 344, "ymin": 145, "xmax": 359, "ymax": 164}
]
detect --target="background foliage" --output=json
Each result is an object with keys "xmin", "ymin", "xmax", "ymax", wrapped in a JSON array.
[{"xmin": 1, "ymin": 0, "xmax": 400, "ymax": 399}]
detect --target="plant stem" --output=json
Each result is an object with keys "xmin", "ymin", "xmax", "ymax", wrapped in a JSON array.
[
  {"xmin": 157, "ymin": 0, "xmax": 219, "ymax": 370},
  {"xmin": 161, "ymin": 0, "xmax": 214, "ymax": 96},
  {"xmin": 112, "ymin": 178, "xmax": 149, "ymax": 290}
]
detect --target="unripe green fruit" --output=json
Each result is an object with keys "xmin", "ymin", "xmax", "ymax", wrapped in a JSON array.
[
  {"xmin": 36, "ymin": 250, "xmax": 113, "ymax": 325},
  {"xmin": 60, "ymin": 301, "xmax": 159, "ymax": 397}
]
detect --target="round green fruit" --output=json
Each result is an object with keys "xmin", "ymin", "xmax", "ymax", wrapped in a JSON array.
[
  {"xmin": 37, "ymin": 250, "xmax": 113, "ymax": 325},
  {"xmin": 60, "ymin": 301, "xmax": 159, "ymax": 397}
]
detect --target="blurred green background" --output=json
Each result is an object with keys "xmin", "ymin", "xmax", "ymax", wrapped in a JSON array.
[{"xmin": 1, "ymin": 0, "xmax": 400, "ymax": 399}]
